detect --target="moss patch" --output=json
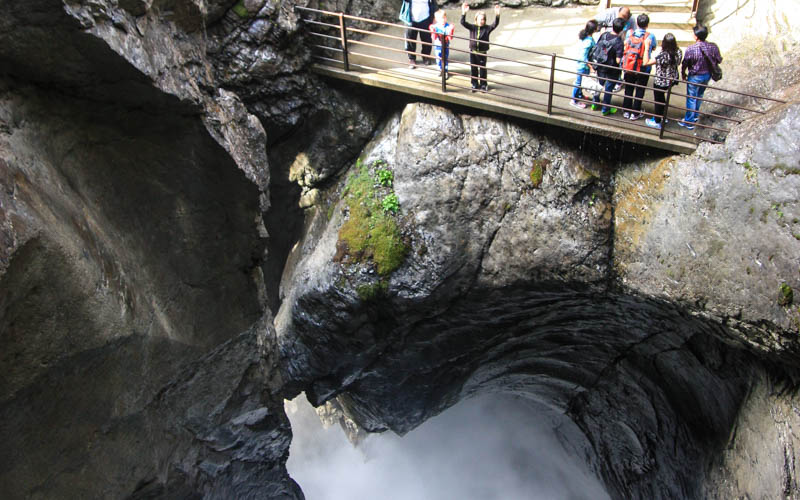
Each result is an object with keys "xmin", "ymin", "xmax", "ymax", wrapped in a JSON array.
[
  {"xmin": 356, "ymin": 281, "xmax": 388, "ymax": 301},
  {"xmin": 780, "ymin": 283, "xmax": 794, "ymax": 307},
  {"xmin": 529, "ymin": 159, "xmax": 549, "ymax": 188},
  {"xmin": 336, "ymin": 160, "xmax": 409, "ymax": 276},
  {"xmin": 232, "ymin": 1, "xmax": 251, "ymax": 18}
]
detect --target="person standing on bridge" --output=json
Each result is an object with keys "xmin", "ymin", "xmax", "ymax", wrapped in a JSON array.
[
  {"xmin": 679, "ymin": 24, "xmax": 722, "ymax": 130},
  {"xmin": 644, "ymin": 33, "xmax": 682, "ymax": 130},
  {"xmin": 594, "ymin": 6, "xmax": 634, "ymax": 34},
  {"xmin": 461, "ymin": 3, "xmax": 501, "ymax": 92},
  {"xmin": 590, "ymin": 17, "xmax": 626, "ymax": 116},
  {"xmin": 402, "ymin": 0, "xmax": 438, "ymax": 69},
  {"xmin": 570, "ymin": 19, "xmax": 598, "ymax": 108},
  {"xmin": 430, "ymin": 10, "xmax": 455, "ymax": 78}
]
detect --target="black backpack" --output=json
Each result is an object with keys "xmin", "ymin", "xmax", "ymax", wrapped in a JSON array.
[{"xmin": 591, "ymin": 33, "xmax": 615, "ymax": 66}]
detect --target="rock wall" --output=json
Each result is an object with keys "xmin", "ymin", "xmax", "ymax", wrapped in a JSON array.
[{"xmin": 1, "ymin": 0, "xmax": 800, "ymax": 499}]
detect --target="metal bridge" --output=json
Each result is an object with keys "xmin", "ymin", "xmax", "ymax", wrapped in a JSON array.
[{"xmin": 296, "ymin": 5, "xmax": 783, "ymax": 155}]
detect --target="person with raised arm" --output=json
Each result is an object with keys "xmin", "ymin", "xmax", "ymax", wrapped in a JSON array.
[{"xmin": 461, "ymin": 3, "xmax": 501, "ymax": 92}]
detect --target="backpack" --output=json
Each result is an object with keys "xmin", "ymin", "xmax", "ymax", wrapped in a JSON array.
[
  {"xmin": 622, "ymin": 31, "xmax": 649, "ymax": 72},
  {"xmin": 590, "ymin": 33, "xmax": 615, "ymax": 66}
]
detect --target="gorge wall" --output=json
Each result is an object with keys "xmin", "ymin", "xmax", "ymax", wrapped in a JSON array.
[{"xmin": 1, "ymin": 0, "xmax": 799, "ymax": 499}]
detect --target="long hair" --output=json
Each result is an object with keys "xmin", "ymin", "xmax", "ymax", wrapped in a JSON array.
[
  {"xmin": 661, "ymin": 33, "xmax": 679, "ymax": 56},
  {"xmin": 579, "ymin": 20, "xmax": 598, "ymax": 40}
]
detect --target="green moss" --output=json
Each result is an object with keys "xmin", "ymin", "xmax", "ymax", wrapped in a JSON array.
[
  {"xmin": 337, "ymin": 160, "xmax": 409, "ymax": 276},
  {"xmin": 529, "ymin": 159, "xmax": 548, "ymax": 188},
  {"xmin": 356, "ymin": 281, "xmax": 388, "ymax": 301},
  {"xmin": 743, "ymin": 161, "xmax": 758, "ymax": 185},
  {"xmin": 779, "ymin": 283, "xmax": 794, "ymax": 307},
  {"xmin": 232, "ymin": 0, "xmax": 251, "ymax": 18}
]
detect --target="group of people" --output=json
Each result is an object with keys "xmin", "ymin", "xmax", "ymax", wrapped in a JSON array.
[
  {"xmin": 400, "ymin": 2, "xmax": 723, "ymax": 131},
  {"xmin": 572, "ymin": 6, "xmax": 723, "ymax": 131},
  {"xmin": 402, "ymin": 0, "xmax": 501, "ymax": 91}
]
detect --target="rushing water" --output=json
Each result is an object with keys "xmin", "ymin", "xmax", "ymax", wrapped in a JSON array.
[{"xmin": 286, "ymin": 392, "xmax": 609, "ymax": 500}]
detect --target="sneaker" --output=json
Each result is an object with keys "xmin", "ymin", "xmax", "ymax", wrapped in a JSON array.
[
  {"xmin": 601, "ymin": 107, "xmax": 618, "ymax": 116},
  {"xmin": 629, "ymin": 113, "xmax": 643, "ymax": 121},
  {"xmin": 613, "ymin": 83, "xmax": 622, "ymax": 92},
  {"xmin": 481, "ymin": 84, "xmax": 488, "ymax": 91},
  {"xmin": 471, "ymin": 87, "xmax": 477, "ymax": 93},
  {"xmin": 570, "ymin": 100, "xmax": 587, "ymax": 109},
  {"xmin": 409, "ymin": 60, "xmax": 416, "ymax": 69},
  {"xmin": 645, "ymin": 117, "xmax": 661, "ymax": 129},
  {"xmin": 623, "ymin": 112, "xmax": 630, "ymax": 119},
  {"xmin": 677, "ymin": 121, "xmax": 695, "ymax": 130},
  {"xmin": 446, "ymin": 72, "xmax": 450, "ymax": 80},
  {"xmin": 591, "ymin": 103, "xmax": 600, "ymax": 111}
]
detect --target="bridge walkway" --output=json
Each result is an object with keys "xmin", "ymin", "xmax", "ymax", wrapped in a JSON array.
[{"xmin": 298, "ymin": 4, "xmax": 782, "ymax": 155}]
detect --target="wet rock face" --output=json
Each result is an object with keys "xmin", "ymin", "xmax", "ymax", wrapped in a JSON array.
[
  {"xmin": 615, "ymin": 102, "xmax": 800, "ymax": 348},
  {"xmin": 276, "ymin": 101, "xmax": 800, "ymax": 498}
]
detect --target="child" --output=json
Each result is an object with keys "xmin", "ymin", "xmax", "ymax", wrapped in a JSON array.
[
  {"xmin": 429, "ymin": 10, "xmax": 455, "ymax": 78},
  {"xmin": 571, "ymin": 20, "xmax": 598, "ymax": 108},
  {"xmin": 644, "ymin": 33, "xmax": 682, "ymax": 129},
  {"xmin": 461, "ymin": 3, "xmax": 501, "ymax": 92}
]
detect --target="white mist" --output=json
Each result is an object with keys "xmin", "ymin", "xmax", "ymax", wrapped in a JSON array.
[{"xmin": 286, "ymin": 392, "xmax": 610, "ymax": 500}]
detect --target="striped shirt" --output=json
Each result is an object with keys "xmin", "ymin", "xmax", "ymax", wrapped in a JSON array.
[{"xmin": 682, "ymin": 41, "xmax": 722, "ymax": 76}]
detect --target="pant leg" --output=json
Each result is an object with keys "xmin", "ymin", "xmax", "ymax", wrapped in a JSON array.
[
  {"xmin": 434, "ymin": 44, "xmax": 443, "ymax": 69},
  {"xmin": 684, "ymin": 73, "xmax": 711, "ymax": 122},
  {"xmin": 622, "ymin": 72, "xmax": 637, "ymax": 112},
  {"xmin": 419, "ymin": 18, "xmax": 433, "ymax": 58},
  {"xmin": 478, "ymin": 54, "xmax": 487, "ymax": 87},
  {"xmin": 470, "ymin": 52, "xmax": 480, "ymax": 87},
  {"xmin": 652, "ymin": 85, "xmax": 667, "ymax": 123},
  {"xmin": 602, "ymin": 78, "xmax": 616, "ymax": 112},
  {"xmin": 405, "ymin": 24, "xmax": 419, "ymax": 60},
  {"xmin": 573, "ymin": 67, "xmax": 589, "ymax": 100},
  {"xmin": 633, "ymin": 72, "xmax": 649, "ymax": 112},
  {"xmin": 692, "ymin": 74, "xmax": 711, "ymax": 121}
]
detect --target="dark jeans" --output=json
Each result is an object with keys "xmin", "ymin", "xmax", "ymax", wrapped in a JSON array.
[
  {"xmin": 470, "ymin": 51, "xmax": 487, "ymax": 88},
  {"xmin": 405, "ymin": 18, "xmax": 433, "ymax": 62},
  {"xmin": 594, "ymin": 73, "xmax": 618, "ymax": 113},
  {"xmin": 652, "ymin": 84, "xmax": 669, "ymax": 123},
  {"xmin": 623, "ymin": 71, "xmax": 650, "ymax": 113}
]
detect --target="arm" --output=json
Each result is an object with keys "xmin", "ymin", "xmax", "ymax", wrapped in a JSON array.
[{"xmin": 461, "ymin": 15, "xmax": 475, "ymax": 30}]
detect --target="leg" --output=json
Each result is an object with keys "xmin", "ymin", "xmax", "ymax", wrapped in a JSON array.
[
  {"xmin": 434, "ymin": 45, "xmax": 443, "ymax": 71},
  {"xmin": 405, "ymin": 24, "xmax": 419, "ymax": 61},
  {"xmin": 622, "ymin": 72, "xmax": 637, "ymax": 115},
  {"xmin": 633, "ymin": 73, "xmax": 649, "ymax": 113},
  {"xmin": 602, "ymin": 78, "xmax": 616, "ymax": 113},
  {"xmin": 478, "ymin": 54, "xmax": 487, "ymax": 89},
  {"xmin": 691, "ymin": 74, "xmax": 711, "ymax": 122},
  {"xmin": 419, "ymin": 18, "xmax": 433, "ymax": 61},
  {"xmin": 652, "ymin": 86, "xmax": 666, "ymax": 123},
  {"xmin": 572, "ymin": 67, "xmax": 589, "ymax": 100},
  {"xmin": 683, "ymin": 74, "xmax": 710, "ymax": 123},
  {"xmin": 470, "ymin": 52, "xmax": 480, "ymax": 88}
]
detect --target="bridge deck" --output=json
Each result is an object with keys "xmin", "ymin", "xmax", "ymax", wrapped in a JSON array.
[{"xmin": 308, "ymin": 5, "xmax": 703, "ymax": 155}]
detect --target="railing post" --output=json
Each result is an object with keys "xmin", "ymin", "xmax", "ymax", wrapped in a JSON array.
[
  {"xmin": 547, "ymin": 53, "xmax": 556, "ymax": 115},
  {"xmin": 606, "ymin": 0, "xmax": 612, "ymax": 8},
  {"xmin": 339, "ymin": 13, "xmax": 349, "ymax": 72},
  {"xmin": 691, "ymin": 0, "xmax": 700, "ymax": 18},
  {"xmin": 659, "ymin": 84, "xmax": 674, "ymax": 139},
  {"xmin": 441, "ymin": 49, "xmax": 448, "ymax": 92}
]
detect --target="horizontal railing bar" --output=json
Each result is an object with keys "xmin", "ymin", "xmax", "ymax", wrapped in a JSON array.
[{"xmin": 298, "ymin": 5, "xmax": 785, "ymax": 106}]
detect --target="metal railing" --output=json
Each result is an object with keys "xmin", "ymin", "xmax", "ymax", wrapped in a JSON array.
[{"xmin": 296, "ymin": 6, "xmax": 784, "ymax": 147}]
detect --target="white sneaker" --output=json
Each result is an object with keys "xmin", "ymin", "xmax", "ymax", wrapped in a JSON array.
[
  {"xmin": 629, "ymin": 113, "xmax": 643, "ymax": 121},
  {"xmin": 570, "ymin": 100, "xmax": 587, "ymax": 109},
  {"xmin": 623, "ymin": 112, "xmax": 631, "ymax": 119}
]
